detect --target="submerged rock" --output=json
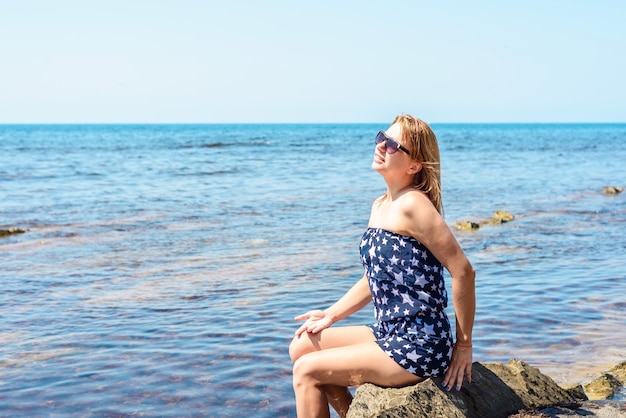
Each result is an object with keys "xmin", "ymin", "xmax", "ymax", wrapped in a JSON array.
[
  {"xmin": 0, "ymin": 228, "xmax": 29, "ymax": 237},
  {"xmin": 455, "ymin": 220, "xmax": 481, "ymax": 231},
  {"xmin": 455, "ymin": 210, "xmax": 515, "ymax": 232},
  {"xmin": 490, "ymin": 210, "xmax": 515, "ymax": 224}
]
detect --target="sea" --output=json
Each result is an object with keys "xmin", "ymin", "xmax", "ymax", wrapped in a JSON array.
[{"xmin": 1, "ymin": 123, "xmax": 625, "ymax": 417}]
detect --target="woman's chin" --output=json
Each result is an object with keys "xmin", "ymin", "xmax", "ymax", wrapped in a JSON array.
[{"xmin": 371, "ymin": 160, "xmax": 385, "ymax": 172}]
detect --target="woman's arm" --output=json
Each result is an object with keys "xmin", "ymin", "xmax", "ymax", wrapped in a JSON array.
[
  {"xmin": 295, "ymin": 274, "xmax": 372, "ymax": 336},
  {"xmin": 401, "ymin": 192, "xmax": 476, "ymax": 390}
]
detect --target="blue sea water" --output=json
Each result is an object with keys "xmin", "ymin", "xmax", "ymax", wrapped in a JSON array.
[{"xmin": 1, "ymin": 123, "xmax": 625, "ymax": 417}]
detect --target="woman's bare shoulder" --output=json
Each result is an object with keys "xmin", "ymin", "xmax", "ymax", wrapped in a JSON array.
[{"xmin": 399, "ymin": 190, "xmax": 446, "ymax": 235}]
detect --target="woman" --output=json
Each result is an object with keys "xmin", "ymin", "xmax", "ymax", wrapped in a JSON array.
[{"xmin": 289, "ymin": 114, "xmax": 475, "ymax": 418}]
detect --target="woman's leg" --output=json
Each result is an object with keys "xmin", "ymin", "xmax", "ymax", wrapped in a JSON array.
[
  {"xmin": 290, "ymin": 326, "xmax": 374, "ymax": 417},
  {"xmin": 290, "ymin": 326, "xmax": 422, "ymax": 418}
]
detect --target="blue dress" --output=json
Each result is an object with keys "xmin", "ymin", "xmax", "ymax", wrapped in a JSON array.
[{"xmin": 360, "ymin": 228, "xmax": 453, "ymax": 378}]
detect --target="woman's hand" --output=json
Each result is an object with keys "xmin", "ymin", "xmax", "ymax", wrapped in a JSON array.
[
  {"xmin": 442, "ymin": 345, "xmax": 472, "ymax": 391},
  {"xmin": 294, "ymin": 310, "xmax": 334, "ymax": 336}
]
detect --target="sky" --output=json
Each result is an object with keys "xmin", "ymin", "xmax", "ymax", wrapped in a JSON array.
[{"xmin": 1, "ymin": 1, "xmax": 625, "ymax": 123}]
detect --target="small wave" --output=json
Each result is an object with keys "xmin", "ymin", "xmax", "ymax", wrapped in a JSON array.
[
  {"xmin": 173, "ymin": 168, "xmax": 238, "ymax": 176},
  {"xmin": 200, "ymin": 141, "xmax": 270, "ymax": 148}
]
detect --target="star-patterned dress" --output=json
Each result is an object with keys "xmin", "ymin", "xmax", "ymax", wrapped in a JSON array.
[{"xmin": 360, "ymin": 227, "xmax": 453, "ymax": 378}]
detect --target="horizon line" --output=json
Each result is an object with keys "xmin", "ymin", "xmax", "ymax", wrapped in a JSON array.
[{"xmin": 1, "ymin": 121, "xmax": 625, "ymax": 126}]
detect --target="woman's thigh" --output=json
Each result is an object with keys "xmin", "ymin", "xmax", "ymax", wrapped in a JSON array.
[
  {"xmin": 294, "ymin": 341, "xmax": 423, "ymax": 389},
  {"xmin": 290, "ymin": 325, "xmax": 375, "ymax": 361}
]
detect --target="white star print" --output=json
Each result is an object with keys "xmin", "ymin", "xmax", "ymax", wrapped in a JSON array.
[
  {"xmin": 415, "ymin": 274, "xmax": 428, "ymax": 288},
  {"xmin": 371, "ymin": 281, "xmax": 379, "ymax": 294},
  {"xmin": 406, "ymin": 350, "xmax": 422, "ymax": 362},
  {"xmin": 360, "ymin": 228, "xmax": 452, "ymax": 379},
  {"xmin": 401, "ymin": 293, "xmax": 415, "ymax": 307}
]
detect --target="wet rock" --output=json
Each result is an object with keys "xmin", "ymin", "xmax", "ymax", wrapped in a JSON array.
[
  {"xmin": 490, "ymin": 210, "xmax": 515, "ymax": 224},
  {"xmin": 455, "ymin": 210, "xmax": 515, "ymax": 232},
  {"xmin": 561, "ymin": 383, "xmax": 588, "ymax": 401},
  {"xmin": 602, "ymin": 186, "xmax": 624, "ymax": 194},
  {"xmin": 584, "ymin": 373, "xmax": 623, "ymax": 400},
  {"xmin": 455, "ymin": 220, "xmax": 481, "ymax": 231},
  {"xmin": 347, "ymin": 360, "xmax": 575, "ymax": 418},
  {"xmin": 608, "ymin": 361, "xmax": 626, "ymax": 382},
  {"xmin": 0, "ymin": 228, "xmax": 29, "ymax": 237}
]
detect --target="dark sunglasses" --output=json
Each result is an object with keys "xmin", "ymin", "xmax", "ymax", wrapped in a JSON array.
[{"xmin": 375, "ymin": 131, "xmax": 410, "ymax": 155}]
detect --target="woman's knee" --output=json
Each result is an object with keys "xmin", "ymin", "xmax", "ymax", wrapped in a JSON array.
[
  {"xmin": 289, "ymin": 333, "xmax": 312, "ymax": 363},
  {"xmin": 292, "ymin": 353, "xmax": 319, "ymax": 388}
]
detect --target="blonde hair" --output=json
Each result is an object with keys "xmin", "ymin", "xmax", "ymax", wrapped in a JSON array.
[{"xmin": 380, "ymin": 114, "xmax": 443, "ymax": 215}]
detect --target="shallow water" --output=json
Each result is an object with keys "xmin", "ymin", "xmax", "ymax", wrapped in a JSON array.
[{"xmin": 1, "ymin": 123, "xmax": 625, "ymax": 416}]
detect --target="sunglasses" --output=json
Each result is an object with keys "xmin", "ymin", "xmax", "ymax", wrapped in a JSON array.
[{"xmin": 375, "ymin": 131, "xmax": 410, "ymax": 155}]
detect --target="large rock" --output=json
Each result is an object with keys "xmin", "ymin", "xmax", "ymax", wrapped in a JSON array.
[
  {"xmin": 347, "ymin": 360, "xmax": 574, "ymax": 418},
  {"xmin": 484, "ymin": 359, "xmax": 573, "ymax": 408}
]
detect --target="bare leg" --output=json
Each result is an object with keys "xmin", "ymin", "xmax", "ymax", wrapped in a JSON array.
[
  {"xmin": 290, "ymin": 326, "xmax": 372, "ymax": 417},
  {"xmin": 324, "ymin": 385, "xmax": 352, "ymax": 417},
  {"xmin": 290, "ymin": 326, "xmax": 422, "ymax": 418}
]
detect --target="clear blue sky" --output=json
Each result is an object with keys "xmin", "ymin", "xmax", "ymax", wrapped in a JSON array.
[{"xmin": 1, "ymin": 1, "xmax": 624, "ymax": 123}]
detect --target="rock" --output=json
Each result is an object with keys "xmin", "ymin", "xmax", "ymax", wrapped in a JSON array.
[
  {"xmin": 0, "ymin": 227, "xmax": 29, "ymax": 237},
  {"xmin": 561, "ymin": 384, "xmax": 588, "ymax": 401},
  {"xmin": 602, "ymin": 186, "xmax": 624, "ymax": 194},
  {"xmin": 484, "ymin": 359, "xmax": 574, "ymax": 408},
  {"xmin": 454, "ymin": 210, "xmax": 515, "ymax": 231},
  {"xmin": 511, "ymin": 400, "xmax": 626, "ymax": 417},
  {"xmin": 347, "ymin": 360, "xmax": 575, "ymax": 418},
  {"xmin": 584, "ymin": 373, "xmax": 623, "ymax": 400},
  {"xmin": 491, "ymin": 210, "xmax": 515, "ymax": 224},
  {"xmin": 455, "ymin": 220, "xmax": 481, "ymax": 231},
  {"xmin": 608, "ymin": 361, "xmax": 626, "ymax": 382}
]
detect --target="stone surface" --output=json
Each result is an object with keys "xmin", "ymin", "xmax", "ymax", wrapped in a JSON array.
[
  {"xmin": 609, "ymin": 362, "xmax": 626, "ymax": 382},
  {"xmin": 347, "ymin": 360, "xmax": 581, "ymax": 418},
  {"xmin": 602, "ymin": 186, "xmax": 624, "ymax": 194},
  {"xmin": 585, "ymin": 373, "xmax": 623, "ymax": 400},
  {"xmin": 484, "ymin": 359, "xmax": 574, "ymax": 408},
  {"xmin": 454, "ymin": 209, "xmax": 515, "ymax": 231},
  {"xmin": 0, "ymin": 227, "xmax": 28, "ymax": 237},
  {"xmin": 491, "ymin": 210, "xmax": 515, "ymax": 224},
  {"xmin": 455, "ymin": 220, "xmax": 481, "ymax": 231},
  {"xmin": 510, "ymin": 401, "xmax": 626, "ymax": 418}
]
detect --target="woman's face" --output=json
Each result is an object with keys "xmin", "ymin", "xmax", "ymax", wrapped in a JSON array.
[{"xmin": 372, "ymin": 122, "xmax": 412, "ymax": 174}]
